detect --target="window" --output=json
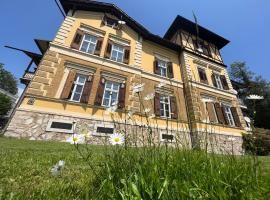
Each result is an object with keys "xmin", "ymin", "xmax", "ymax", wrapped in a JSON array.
[
  {"xmin": 110, "ymin": 44, "xmax": 125, "ymax": 62},
  {"xmin": 223, "ymin": 105, "xmax": 235, "ymax": 126},
  {"xmin": 160, "ymin": 132, "xmax": 175, "ymax": 142},
  {"xmin": 160, "ymin": 96, "xmax": 171, "ymax": 118},
  {"xmin": 46, "ymin": 119, "xmax": 74, "ymax": 133},
  {"xmin": 70, "ymin": 74, "xmax": 87, "ymax": 102},
  {"xmin": 103, "ymin": 16, "xmax": 118, "ymax": 28},
  {"xmin": 214, "ymin": 73, "xmax": 223, "ymax": 89},
  {"xmin": 102, "ymin": 81, "xmax": 120, "ymax": 107},
  {"xmin": 80, "ymin": 34, "xmax": 97, "ymax": 54},
  {"xmin": 198, "ymin": 67, "xmax": 208, "ymax": 84},
  {"xmin": 157, "ymin": 60, "xmax": 167, "ymax": 77},
  {"xmin": 96, "ymin": 127, "xmax": 114, "ymax": 134},
  {"xmin": 193, "ymin": 39, "xmax": 211, "ymax": 57}
]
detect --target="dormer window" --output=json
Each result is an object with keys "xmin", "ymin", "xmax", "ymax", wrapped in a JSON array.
[{"xmin": 102, "ymin": 15, "xmax": 119, "ymax": 29}]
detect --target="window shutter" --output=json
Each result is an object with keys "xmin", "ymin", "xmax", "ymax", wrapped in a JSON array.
[
  {"xmin": 154, "ymin": 92, "xmax": 161, "ymax": 117},
  {"xmin": 211, "ymin": 74, "xmax": 217, "ymax": 87},
  {"xmin": 118, "ymin": 83, "xmax": 126, "ymax": 109},
  {"xmin": 60, "ymin": 70, "xmax": 76, "ymax": 99},
  {"xmin": 221, "ymin": 106, "xmax": 229, "ymax": 125},
  {"xmin": 104, "ymin": 41, "xmax": 113, "ymax": 58},
  {"xmin": 123, "ymin": 46, "xmax": 130, "ymax": 64},
  {"xmin": 231, "ymin": 107, "xmax": 241, "ymax": 127},
  {"xmin": 71, "ymin": 29, "xmax": 84, "ymax": 50},
  {"xmin": 170, "ymin": 96, "xmax": 178, "ymax": 119},
  {"xmin": 206, "ymin": 102, "xmax": 217, "ymax": 123},
  {"xmin": 80, "ymin": 75, "xmax": 93, "ymax": 104},
  {"xmin": 167, "ymin": 62, "xmax": 174, "ymax": 78},
  {"xmin": 153, "ymin": 59, "xmax": 159, "ymax": 75},
  {"xmin": 94, "ymin": 37, "xmax": 103, "ymax": 56},
  {"xmin": 94, "ymin": 77, "xmax": 105, "ymax": 106},
  {"xmin": 214, "ymin": 103, "xmax": 226, "ymax": 125},
  {"xmin": 198, "ymin": 68, "xmax": 208, "ymax": 84},
  {"xmin": 220, "ymin": 75, "xmax": 229, "ymax": 90}
]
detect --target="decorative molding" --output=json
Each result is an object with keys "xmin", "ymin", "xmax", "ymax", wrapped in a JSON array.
[{"xmin": 53, "ymin": 16, "xmax": 75, "ymax": 45}]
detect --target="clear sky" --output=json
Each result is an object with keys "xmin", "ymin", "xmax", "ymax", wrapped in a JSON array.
[{"xmin": 1, "ymin": 0, "xmax": 269, "ymax": 93}]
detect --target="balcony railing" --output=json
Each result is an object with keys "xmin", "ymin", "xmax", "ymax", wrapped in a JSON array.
[{"xmin": 20, "ymin": 71, "xmax": 35, "ymax": 85}]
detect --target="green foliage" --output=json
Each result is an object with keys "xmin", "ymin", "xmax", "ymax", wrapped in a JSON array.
[
  {"xmin": 243, "ymin": 129, "xmax": 270, "ymax": 156},
  {"xmin": 0, "ymin": 63, "xmax": 18, "ymax": 95},
  {"xmin": 1, "ymin": 138, "xmax": 269, "ymax": 199},
  {"xmin": 0, "ymin": 93, "xmax": 12, "ymax": 117},
  {"xmin": 230, "ymin": 62, "xmax": 270, "ymax": 129}
]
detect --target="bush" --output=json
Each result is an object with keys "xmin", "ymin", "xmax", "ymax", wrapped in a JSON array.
[
  {"xmin": 0, "ymin": 93, "xmax": 12, "ymax": 117},
  {"xmin": 243, "ymin": 129, "xmax": 270, "ymax": 156}
]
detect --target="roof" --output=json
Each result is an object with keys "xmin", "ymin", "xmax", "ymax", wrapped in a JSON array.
[
  {"xmin": 164, "ymin": 15, "xmax": 230, "ymax": 49},
  {"xmin": 4, "ymin": 46, "xmax": 42, "ymax": 66},
  {"xmin": 34, "ymin": 39, "xmax": 50, "ymax": 54},
  {"xmin": 59, "ymin": 0, "xmax": 181, "ymax": 52}
]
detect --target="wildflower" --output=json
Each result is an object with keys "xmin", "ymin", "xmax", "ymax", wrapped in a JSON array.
[
  {"xmin": 51, "ymin": 160, "xmax": 65, "ymax": 177},
  {"xmin": 66, "ymin": 134, "xmax": 85, "ymax": 144},
  {"xmin": 128, "ymin": 111, "xmax": 135, "ymax": 117},
  {"xmin": 148, "ymin": 114, "xmax": 155, "ymax": 119},
  {"xmin": 80, "ymin": 127, "xmax": 90, "ymax": 138},
  {"xmin": 132, "ymin": 83, "xmax": 145, "ymax": 94},
  {"xmin": 109, "ymin": 133, "xmax": 125, "ymax": 145},
  {"xmin": 144, "ymin": 108, "xmax": 151, "ymax": 113},
  {"xmin": 157, "ymin": 82, "xmax": 166, "ymax": 88},
  {"xmin": 246, "ymin": 94, "xmax": 264, "ymax": 100},
  {"xmin": 144, "ymin": 93, "xmax": 155, "ymax": 101}
]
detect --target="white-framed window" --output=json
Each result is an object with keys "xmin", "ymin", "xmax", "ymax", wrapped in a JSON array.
[
  {"xmin": 202, "ymin": 97, "xmax": 218, "ymax": 123},
  {"xmin": 214, "ymin": 73, "xmax": 223, "ymax": 89},
  {"xmin": 157, "ymin": 59, "xmax": 167, "ymax": 77},
  {"xmin": 46, "ymin": 119, "xmax": 75, "ymax": 134},
  {"xmin": 70, "ymin": 74, "xmax": 87, "ymax": 102},
  {"xmin": 223, "ymin": 105, "xmax": 235, "ymax": 126},
  {"xmin": 102, "ymin": 81, "xmax": 120, "ymax": 107},
  {"xmin": 160, "ymin": 95, "xmax": 171, "ymax": 118},
  {"xmin": 80, "ymin": 34, "xmax": 97, "ymax": 54},
  {"xmin": 111, "ymin": 44, "xmax": 125, "ymax": 62}
]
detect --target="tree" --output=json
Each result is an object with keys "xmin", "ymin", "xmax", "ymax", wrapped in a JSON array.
[
  {"xmin": 0, "ymin": 93, "xmax": 12, "ymax": 117},
  {"xmin": 230, "ymin": 62, "xmax": 270, "ymax": 129},
  {"xmin": 0, "ymin": 63, "xmax": 18, "ymax": 95}
]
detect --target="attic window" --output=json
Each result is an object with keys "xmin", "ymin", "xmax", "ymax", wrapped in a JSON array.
[{"xmin": 103, "ymin": 15, "xmax": 118, "ymax": 29}]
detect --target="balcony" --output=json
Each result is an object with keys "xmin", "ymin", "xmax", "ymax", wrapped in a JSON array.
[{"xmin": 21, "ymin": 71, "xmax": 35, "ymax": 85}]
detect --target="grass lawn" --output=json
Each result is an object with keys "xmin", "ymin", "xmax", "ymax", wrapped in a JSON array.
[{"xmin": 0, "ymin": 137, "xmax": 270, "ymax": 199}]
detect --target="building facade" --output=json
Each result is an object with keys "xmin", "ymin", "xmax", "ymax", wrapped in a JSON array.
[{"xmin": 5, "ymin": 0, "xmax": 246, "ymax": 154}]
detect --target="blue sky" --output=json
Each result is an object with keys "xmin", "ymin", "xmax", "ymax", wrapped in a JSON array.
[{"xmin": 1, "ymin": 0, "xmax": 269, "ymax": 94}]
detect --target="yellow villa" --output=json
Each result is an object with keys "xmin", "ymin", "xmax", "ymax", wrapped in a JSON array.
[{"xmin": 5, "ymin": 0, "xmax": 247, "ymax": 154}]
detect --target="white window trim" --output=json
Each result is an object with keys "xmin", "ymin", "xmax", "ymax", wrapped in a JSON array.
[
  {"xmin": 70, "ymin": 74, "xmax": 87, "ymax": 102},
  {"xmin": 222, "ymin": 104, "xmax": 235, "ymax": 127},
  {"xmin": 101, "ymin": 81, "xmax": 120, "ymax": 107},
  {"xmin": 213, "ymin": 73, "xmax": 223, "ymax": 90},
  {"xmin": 160, "ymin": 95, "xmax": 171, "ymax": 118},
  {"xmin": 46, "ymin": 119, "xmax": 75, "ymax": 134},
  {"xmin": 157, "ymin": 59, "xmax": 168, "ymax": 77},
  {"xmin": 201, "ymin": 96, "xmax": 218, "ymax": 123},
  {"xmin": 160, "ymin": 131, "xmax": 175, "ymax": 142},
  {"xmin": 110, "ymin": 43, "xmax": 125, "ymax": 63},
  {"xmin": 79, "ymin": 34, "xmax": 98, "ymax": 54}
]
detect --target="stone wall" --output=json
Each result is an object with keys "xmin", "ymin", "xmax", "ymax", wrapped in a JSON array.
[{"xmin": 5, "ymin": 109, "xmax": 243, "ymax": 154}]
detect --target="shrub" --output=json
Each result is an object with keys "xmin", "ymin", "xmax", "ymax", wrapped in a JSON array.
[{"xmin": 0, "ymin": 93, "xmax": 12, "ymax": 117}]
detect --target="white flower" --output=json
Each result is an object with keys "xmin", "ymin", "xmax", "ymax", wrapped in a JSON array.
[
  {"xmin": 144, "ymin": 93, "xmax": 155, "ymax": 101},
  {"xmin": 128, "ymin": 111, "xmax": 135, "ymax": 117},
  {"xmin": 246, "ymin": 94, "xmax": 264, "ymax": 100},
  {"xmin": 109, "ymin": 133, "xmax": 125, "ymax": 145},
  {"xmin": 132, "ymin": 83, "xmax": 145, "ymax": 94},
  {"xmin": 51, "ymin": 160, "xmax": 65, "ymax": 177},
  {"xmin": 144, "ymin": 108, "xmax": 151, "ymax": 113},
  {"xmin": 157, "ymin": 82, "xmax": 166, "ymax": 88},
  {"xmin": 66, "ymin": 134, "xmax": 85, "ymax": 144},
  {"xmin": 105, "ymin": 104, "xmax": 118, "ymax": 114},
  {"xmin": 148, "ymin": 114, "xmax": 155, "ymax": 119}
]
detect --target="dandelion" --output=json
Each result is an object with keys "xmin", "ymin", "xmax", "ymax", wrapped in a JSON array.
[
  {"xmin": 51, "ymin": 160, "xmax": 65, "ymax": 177},
  {"xmin": 144, "ymin": 93, "xmax": 155, "ymax": 101},
  {"xmin": 66, "ymin": 134, "xmax": 85, "ymax": 144},
  {"xmin": 246, "ymin": 94, "xmax": 264, "ymax": 100},
  {"xmin": 109, "ymin": 133, "xmax": 125, "ymax": 145},
  {"xmin": 144, "ymin": 108, "xmax": 151, "ymax": 113},
  {"xmin": 157, "ymin": 82, "xmax": 166, "ymax": 88},
  {"xmin": 132, "ymin": 83, "xmax": 145, "ymax": 94}
]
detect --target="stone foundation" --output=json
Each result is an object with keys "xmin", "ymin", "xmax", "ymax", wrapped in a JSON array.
[{"xmin": 5, "ymin": 110, "xmax": 243, "ymax": 154}]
